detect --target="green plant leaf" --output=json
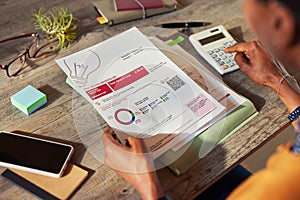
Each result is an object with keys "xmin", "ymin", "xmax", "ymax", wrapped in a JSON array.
[{"xmin": 32, "ymin": 7, "xmax": 77, "ymax": 49}]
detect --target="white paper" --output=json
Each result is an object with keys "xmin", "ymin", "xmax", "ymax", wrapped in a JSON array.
[
  {"xmin": 56, "ymin": 27, "xmax": 225, "ymax": 158},
  {"xmin": 150, "ymin": 37, "xmax": 246, "ymax": 151}
]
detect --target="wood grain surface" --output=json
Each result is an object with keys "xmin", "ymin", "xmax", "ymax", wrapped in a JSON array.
[{"xmin": 0, "ymin": 0, "xmax": 293, "ymax": 199}]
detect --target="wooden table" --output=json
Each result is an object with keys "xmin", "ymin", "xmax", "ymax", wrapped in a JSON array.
[{"xmin": 0, "ymin": 0, "xmax": 292, "ymax": 199}]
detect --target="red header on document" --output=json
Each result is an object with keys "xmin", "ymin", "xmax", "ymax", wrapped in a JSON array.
[
  {"xmin": 86, "ymin": 84, "xmax": 113, "ymax": 100},
  {"xmin": 108, "ymin": 66, "xmax": 149, "ymax": 90}
]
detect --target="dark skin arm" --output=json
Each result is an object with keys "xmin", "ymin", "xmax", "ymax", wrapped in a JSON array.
[
  {"xmin": 224, "ymin": 42, "xmax": 300, "ymax": 127},
  {"xmin": 102, "ymin": 127, "xmax": 164, "ymax": 200},
  {"xmin": 102, "ymin": 42, "xmax": 300, "ymax": 200}
]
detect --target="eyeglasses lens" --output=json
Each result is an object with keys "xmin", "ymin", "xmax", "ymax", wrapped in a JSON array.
[
  {"xmin": 28, "ymin": 37, "xmax": 39, "ymax": 58},
  {"xmin": 0, "ymin": 35, "xmax": 38, "ymax": 76},
  {"xmin": 7, "ymin": 56, "xmax": 25, "ymax": 76}
]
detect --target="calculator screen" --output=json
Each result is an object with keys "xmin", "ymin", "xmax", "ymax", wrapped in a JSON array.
[{"xmin": 198, "ymin": 33, "xmax": 225, "ymax": 46}]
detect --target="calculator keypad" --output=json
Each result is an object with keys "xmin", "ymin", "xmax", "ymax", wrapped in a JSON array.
[{"xmin": 208, "ymin": 41, "xmax": 237, "ymax": 71}]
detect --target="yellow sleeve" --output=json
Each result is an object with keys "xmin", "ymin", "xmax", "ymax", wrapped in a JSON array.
[{"xmin": 227, "ymin": 143, "xmax": 300, "ymax": 200}]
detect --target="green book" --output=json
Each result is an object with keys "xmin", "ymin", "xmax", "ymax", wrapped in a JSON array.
[{"xmin": 158, "ymin": 97, "xmax": 258, "ymax": 175}]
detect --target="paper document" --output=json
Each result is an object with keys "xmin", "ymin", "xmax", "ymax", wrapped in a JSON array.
[
  {"xmin": 149, "ymin": 36, "xmax": 246, "ymax": 151},
  {"xmin": 56, "ymin": 27, "xmax": 225, "ymax": 158}
]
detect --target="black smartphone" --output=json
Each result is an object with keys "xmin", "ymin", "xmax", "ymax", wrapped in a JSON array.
[{"xmin": 0, "ymin": 131, "xmax": 74, "ymax": 178}]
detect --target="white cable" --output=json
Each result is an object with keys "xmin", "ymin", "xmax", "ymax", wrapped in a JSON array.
[{"xmin": 134, "ymin": 0, "xmax": 146, "ymax": 19}]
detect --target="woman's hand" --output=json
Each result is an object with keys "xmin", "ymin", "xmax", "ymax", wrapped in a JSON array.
[
  {"xmin": 224, "ymin": 41, "xmax": 282, "ymax": 90},
  {"xmin": 225, "ymin": 41, "xmax": 300, "ymax": 127},
  {"xmin": 102, "ymin": 127, "xmax": 164, "ymax": 200}
]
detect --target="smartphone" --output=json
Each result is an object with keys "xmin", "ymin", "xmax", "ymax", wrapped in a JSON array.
[{"xmin": 0, "ymin": 131, "xmax": 74, "ymax": 178}]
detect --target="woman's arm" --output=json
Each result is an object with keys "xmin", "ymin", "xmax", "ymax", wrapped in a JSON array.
[
  {"xmin": 102, "ymin": 127, "xmax": 165, "ymax": 200},
  {"xmin": 225, "ymin": 41, "xmax": 300, "ymax": 127}
]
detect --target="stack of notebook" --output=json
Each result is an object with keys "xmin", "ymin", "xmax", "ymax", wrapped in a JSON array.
[{"xmin": 94, "ymin": 0, "xmax": 178, "ymax": 25}]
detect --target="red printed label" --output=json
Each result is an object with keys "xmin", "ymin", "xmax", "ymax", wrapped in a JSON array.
[
  {"xmin": 86, "ymin": 84, "xmax": 113, "ymax": 100},
  {"xmin": 108, "ymin": 66, "xmax": 149, "ymax": 90}
]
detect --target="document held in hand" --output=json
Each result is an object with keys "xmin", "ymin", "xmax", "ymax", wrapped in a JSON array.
[{"xmin": 56, "ymin": 27, "xmax": 225, "ymax": 158}]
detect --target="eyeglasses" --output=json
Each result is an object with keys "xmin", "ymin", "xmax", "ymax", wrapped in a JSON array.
[{"xmin": 0, "ymin": 32, "xmax": 57, "ymax": 77}]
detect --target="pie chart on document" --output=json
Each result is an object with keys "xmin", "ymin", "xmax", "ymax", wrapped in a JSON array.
[{"xmin": 72, "ymin": 27, "xmax": 211, "ymax": 168}]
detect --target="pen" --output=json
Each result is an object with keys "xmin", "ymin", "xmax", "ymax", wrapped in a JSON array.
[{"xmin": 161, "ymin": 22, "xmax": 212, "ymax": 28}]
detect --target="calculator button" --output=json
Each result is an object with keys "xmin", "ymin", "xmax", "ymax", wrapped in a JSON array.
[
  {"xmin": 221, "ymin": 65, "xmax": 229, "ymax": 70},
  {"xmin": 225, "ymin": 59, "xmax": 231, "ymax": 63},
  {"xmin": 229, "ymin": 62, "xmax": 236, "ymax": 67},
  {"xmin": 208, "ymin": 50, "xmax": 214, "ymax": 55},
  {"xmin": 218, "ymin": 61, "xmax": 225, "ymax": 66},
  {"xmin": 218, "ymin": 52, "xmax": 224, "ymax": 56},
  {"xmin": 223, "ymin": 42, "xmax": 228, "ymax": 45},
  {"xmin": 214, "ymin": 48, "xmax": 220, "ymax": 53},
  {"xmin": 228, "ymin": 53, "xmax": 234, "ymax": 57},
  {"xmin": 221, "ymin": 55, "xmax": 227, "ymax": 60},
  {"xmin": 214, "ymin": 57, "xmax": 221, "ymax": 62},
  {"xmin": 211, "ymin": 54, "xmax": 218, "ymax": 59}
]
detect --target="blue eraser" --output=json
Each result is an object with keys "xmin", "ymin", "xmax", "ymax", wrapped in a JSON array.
[{"xmin": 10, "ymin": 85, "xmax": 47, "ymax": 115}]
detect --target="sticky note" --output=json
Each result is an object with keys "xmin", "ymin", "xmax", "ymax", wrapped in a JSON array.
[
  {"xmin": 96, "ymin": 16, "xmax": 108, "ymax": 24},
  {"xmin": 167, "ymin": 36, "xmax": 185, "ymax": 46},
  {"xmin": 10, "ymin": 85, "xmax": 47, "ymax": 115}
]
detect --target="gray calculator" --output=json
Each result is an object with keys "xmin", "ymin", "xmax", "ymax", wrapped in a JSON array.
[{"xmin": 189, "ymin": 25, "xmax": 239, "ymax": 75}]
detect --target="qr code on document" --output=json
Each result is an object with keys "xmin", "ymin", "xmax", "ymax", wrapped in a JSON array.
[{"xmin": 166, "ymin": 75, "xmax": 185, "ymax": 91}]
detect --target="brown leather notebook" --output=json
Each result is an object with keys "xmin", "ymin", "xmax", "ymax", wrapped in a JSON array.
[{"xmin": 2, "ymin": 164, "xmax": 88, "ymax": 200}]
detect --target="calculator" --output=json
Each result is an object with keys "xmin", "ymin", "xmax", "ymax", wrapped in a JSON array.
[{"xmin": 189, "ymin": 25, "xmax": 238, "ymax": 75}]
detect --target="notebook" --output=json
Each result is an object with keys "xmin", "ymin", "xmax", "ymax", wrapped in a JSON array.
[
  {"xmin": 93, "ymin": 0, "xmax": 177, "ymax": 25},
  {"xmin": 158, "ymin": 98, "xmax": 258, "ymax": 175},
  {"xmin": 114, "ymin": 0, "xmax": 164, "ymax": 11}
]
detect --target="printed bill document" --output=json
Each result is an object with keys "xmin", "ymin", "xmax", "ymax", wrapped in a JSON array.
[{"xmin": 56, "ymin": 27, "xmax": 225, "ymax": 158}]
